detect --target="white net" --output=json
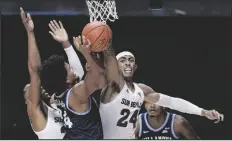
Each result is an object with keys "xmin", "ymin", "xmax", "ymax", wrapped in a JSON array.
[{"xmin": 85, "ymin": 0, "xmax": 119, "ymax": 23}]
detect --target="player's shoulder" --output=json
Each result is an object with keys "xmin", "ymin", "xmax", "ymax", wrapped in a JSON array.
[
  {"xmin": 72, "ymin": 80, "xmax": 85, "ymax": 91},
  {"xmin": 136, "ymin": 83, "xmax": 155, "ymax": 94},
  {"xmin": 173, "ymin": 114, "xmax": 189, "ymax": 127},
  {"xmin": 74, "ymin": 80, "xmax": 85, "ymax": 87}
]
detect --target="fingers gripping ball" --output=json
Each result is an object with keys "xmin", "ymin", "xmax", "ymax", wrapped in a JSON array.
[{"xmin": 82, "ymin": 21, "xmax": 112, "ymax": 52}]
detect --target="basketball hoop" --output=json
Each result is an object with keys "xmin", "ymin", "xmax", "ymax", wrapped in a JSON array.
[{"xmin": 85, "ymin": 0, "xmax": 119, "ymax": 23}]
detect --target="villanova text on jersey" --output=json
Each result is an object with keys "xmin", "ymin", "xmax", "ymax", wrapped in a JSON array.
[
  {"xmin": 54, "ymin": 89, "xmax": 103, "ymax": 140},
  {"xmin": 139, "ymin": 112, "xmax": 180, "ymax": 140}
]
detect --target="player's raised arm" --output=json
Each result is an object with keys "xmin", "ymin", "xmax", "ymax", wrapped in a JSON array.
[
  {"xmin": 21, "ymin": 7, "xmax": 47, "ymax": 131},
  {"xmin": 48, "ymin": 20, "xmax": 84, "ymax": 80},
  {"xmin": 71, "ymin": 36, "xmax": 105, "ymax": 102},
  {"xmin": 138, "ymin": 83, "xmax": 224, "ymax": 123},
  {"xmin": 173, "ymin": 115, "xmax": 200, "ymax": 139},
  {"xmin": 103, "ymin": 42, "xmax": 125, "ymax": 89},
  {"xmin": 21, "ymin": 7, "xmax": 41, "ymax": 109}
]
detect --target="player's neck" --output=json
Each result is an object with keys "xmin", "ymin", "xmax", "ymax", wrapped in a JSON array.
[
  {"xmin": 148, "ymin": 112, "xmax": 166, "ymax": 129},
  {"xmin": 124, "ymin": 76, "xmax": 133, "ymax": 83},
  {"xmin": 125, "ymin": 81, "xmax": 135, "ymax": 92}
]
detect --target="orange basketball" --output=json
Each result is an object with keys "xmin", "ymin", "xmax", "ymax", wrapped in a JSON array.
[{"xmin": 82, "ymin": 21, "xmax": 112, "ymax": 52}]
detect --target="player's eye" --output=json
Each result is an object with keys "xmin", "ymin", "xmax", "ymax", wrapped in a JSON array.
[{"xmin": 120, "ymin": 60, "xmax": 125, "ymax": 63}]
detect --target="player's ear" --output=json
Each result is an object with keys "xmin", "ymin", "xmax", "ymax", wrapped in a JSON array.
[
  {"xmin": 85, "ymin": 63, "xmax": 91, "ymax": 71},
  {"xmin": 144, "ymin": 102, "xmax": 149, "ymax": 110},
  {"xmin": 64, "ymin": 62, "xmax": 70, "ymax": 70},
  {"xmin": 134, "ymin": 64, "xmax": 138, "ymax": 71}
]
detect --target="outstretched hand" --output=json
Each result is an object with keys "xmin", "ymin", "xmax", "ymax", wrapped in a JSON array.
[
  {"xmin": 203, "ymin": 109, "xmax": 224, "ymax": 123},
  {"xmin": 20, "ymin": 7, "xmax": 34, "ymax": 32},
  {"xmin": 48, "ymin": 20, "xmax": 68, "ymax": 43},
  {"xmin": 73, "ymin": 36, "xmax": 91, "ymax": 55}
]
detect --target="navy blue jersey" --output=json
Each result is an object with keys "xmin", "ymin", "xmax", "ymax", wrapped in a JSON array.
[
  {"xmin": 139, "ymin": 112, "xmax": 180, "ymax": 140},
  {"xmin": 54, "ymin": 89, "xmax": 103, "ymax": 140}
]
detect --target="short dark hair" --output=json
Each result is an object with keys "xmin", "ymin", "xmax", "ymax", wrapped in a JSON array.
[{"xmin": 40, "ymin": 55, "xmax": 67, "ymax": 96}]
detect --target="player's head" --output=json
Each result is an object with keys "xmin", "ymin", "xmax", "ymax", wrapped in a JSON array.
[
  {"xmin": 66, "ymin": 69, "xmax": 79, "ymax": 88},
  {"xmin": 145, "ymin": 102, "xmax": 165, "ymax": 117},
  {"xmin": 40, "ymin": 86, "xmax": 52, "ymax": 104},
  {"xmin": 40, "ymin": 54, "xmax": 76, "ymax": 96},
  {"xmin": 23, "ymin": 84, "xmax": 30, "ymax": 104},
  {"xmin": 23, "ymin": 84, "xmax": 51, "ymax": 104},
  {"xmin": 116, "ymin": 51, "xmax": 137, "ymax": 79}
]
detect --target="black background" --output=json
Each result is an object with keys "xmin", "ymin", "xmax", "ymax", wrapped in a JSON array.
[{"xmin": 1, "ymin": 15, "xmax": 231, "ymax": 139}]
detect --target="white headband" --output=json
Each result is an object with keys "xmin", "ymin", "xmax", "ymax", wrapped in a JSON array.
[{"xmin": 116, "ymin": 51, "xmax": 135, "ymax": 60}]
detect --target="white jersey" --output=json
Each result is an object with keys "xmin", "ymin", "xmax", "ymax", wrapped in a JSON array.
[
  {"xmin": 99, "ymin": 83, "xmax": 144, "ymax": 139},
  {"xmin": 31, "ymin": 103, "xmax": 65, "ymax": 139}
]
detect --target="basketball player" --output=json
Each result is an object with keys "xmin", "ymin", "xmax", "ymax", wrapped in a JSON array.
[
  {"xmin": 134, "ymin": 102, "xmax": 200, "ymax": 139},
  {"xmin": 21, "ymin": 8, "xmax": 104, "ymax": 139},
  {"xmin": 48, "ymin": 20, "xmax": 105, "ymax": 140},
  {"xmin": 20, "ymin": 8, "xmax": 65, "ymax": 139},
  {"xmin": 50, "ymin": 36, "xmax": 106, "ymax": 139},
  {"xmin": 99, "ymin": 44, "xmax": 224, "ymax": 139},
  {"xmin": 21, "ymin": 7, "xmax": 86, "ymax": 138}
]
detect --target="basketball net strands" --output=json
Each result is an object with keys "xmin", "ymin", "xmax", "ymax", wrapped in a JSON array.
[{"xmin": 85, "ymin": 0, "xmax": 119, "ymax": 23}]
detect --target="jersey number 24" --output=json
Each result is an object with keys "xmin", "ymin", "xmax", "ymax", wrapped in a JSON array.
[{"xmin": 117, "ymin": 108, "xmax": 139, "ymax": 128}]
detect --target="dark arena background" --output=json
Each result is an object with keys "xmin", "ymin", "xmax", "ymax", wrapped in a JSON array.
[{"xmin": 0, "ymin": 0, "xmax": 231, "ymax": 140}]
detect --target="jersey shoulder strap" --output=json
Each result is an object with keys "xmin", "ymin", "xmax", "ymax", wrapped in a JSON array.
[
  {"xmin": 139, "ymin": 113, "xmax": 145, "ymax": 138},
  {"xmin": 170, "ymin": 113, "xmax": 180, "ymax": 139}
]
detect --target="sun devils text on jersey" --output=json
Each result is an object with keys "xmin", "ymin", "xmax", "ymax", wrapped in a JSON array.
[{"xmin": 139, "ymin": 112, "xmax": 180, "ymax": 140}]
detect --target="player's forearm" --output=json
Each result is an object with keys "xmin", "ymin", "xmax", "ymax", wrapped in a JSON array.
[
  {"xmin": 83, "ymin": 52, "xmax": 101, "ymax": 71},
  {"xmin": 63, "ymin": 41, "xmax": 84, "ymax": 80},
  {"xmin": 27, "ymin": 31, "xmax": 41, "ymax": 107},
  {"xmin": 103, "ymin": 43, "xmax": 116, "ymax": 67},
  {"xmin": 102, "ymin": 44, "xmax": 121, "ymax": 82},
  {"xmin": 27, "ymin": 31, "xmax": 41, "ymax": 72},
  {"xmin": 154, "ymin": 93, "xmax": 203, "ymax": 116}
]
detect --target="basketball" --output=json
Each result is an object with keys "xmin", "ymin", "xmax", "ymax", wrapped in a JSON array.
[{"xmin": 82, "ymin": 21, "xmax": 112, "ymax": 52}]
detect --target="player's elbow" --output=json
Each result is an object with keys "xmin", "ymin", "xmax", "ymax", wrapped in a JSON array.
[
  {"xmin": 145, "ymin": 92, "xmax": 160, "ymax": 104},
  {"xmin": 28, "ymin": 60, "xmax": 41, "ymax": 73},
  {"xmin": 27, "ymin": 101, "xmax": 40, "ymax": 111}
]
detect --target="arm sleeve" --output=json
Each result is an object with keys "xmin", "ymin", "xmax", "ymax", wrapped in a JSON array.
[
  {"xmin": 64, "ymin": 45, "xmax": 84, "ymax": 80},
  {"xmin": 156, "ymin": 93, "xmax": 202, "ymax": 115}
]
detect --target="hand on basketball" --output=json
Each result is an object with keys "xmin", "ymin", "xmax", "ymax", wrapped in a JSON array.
[
  {"xmin": 48, "ymin": 20, "xmax": 68, "ymax": 43},
  {"xmin": 73, "ymin": 36, "xmax": 91, "ymax": 55},
  {"xmin": 203, "ymin": 109, "xmax": 224, "ymax": 123},
  {"xmin": 20, "ymin": 7, "xmax": 34, "ymax": 32}
]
